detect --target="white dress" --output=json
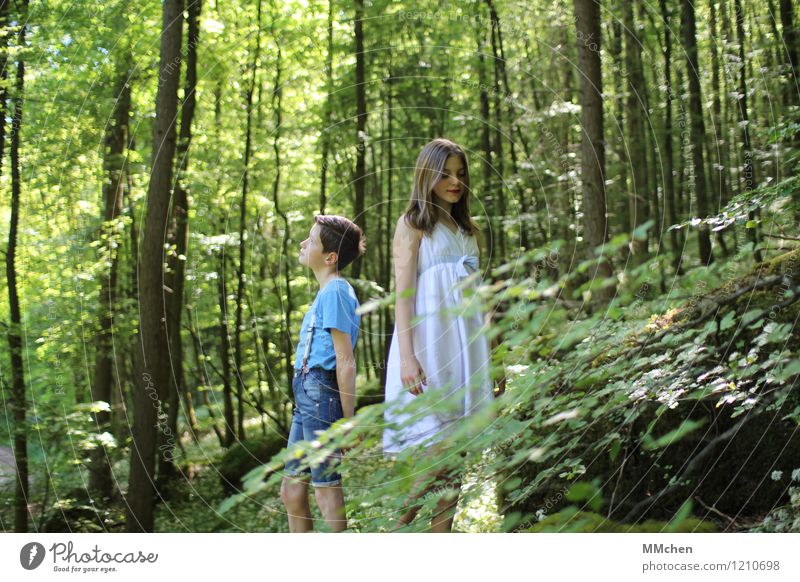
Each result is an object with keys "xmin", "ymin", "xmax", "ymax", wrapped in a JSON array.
[{"xmin": 383, "ymin": 221, "xmax": 493, "ymax": 455}]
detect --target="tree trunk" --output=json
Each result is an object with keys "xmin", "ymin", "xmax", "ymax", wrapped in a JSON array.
[
  {"xmin": 779, "ymin": 0, "xmax": 800, "ymax": 181},
  {"xmin": 218, "ymin": 251, "xmax": 236, "ymax": 448},
  {"xmin": 159, "ymin": 0, "xmax": 203, "ymax": 486},
  {"xmin": 352, "ymin": 0, "xmax": 367, "ymax": 279},
  {"xmin": 486, "ymin": 0, "xmax": 518, "ymax": 253},
  {"xmin": 91, "ymin": 57, "xmax": 131, "ymax": 499},
  {"xmin": 734, "ymin": 0, "xmax": 763, "ymax": 263},
  {"xmin": 779, "ymin": 0, "xmax": 799, "ymax": 111},
  {"xmin": 382, "ymin": 61, "xmax": 394, "ymax": 389},
  {"xmin": 681, "ymin": 0, "xmax": 714, "ymax": 266},
  {"xmin": 659, "ymin": 0, "xmax": 682, "ymax": 273},
  {"xmin": 573, "ymin": 0, "xmax": 615, "ymax": 301},
  {"xmin": 6, "ymin": 0, "xmax": 30, "ymax": 532},
  {"xmin": 709, "ymin": 0, "xmax": 730, "ymax": 204},
  {"xmin": 487, "ymin": 2, "xmax": 507, "ymax": 262},
  {"xmin": 477, "ymin": 33, "xmax": 495, "ymax": 262},
  {"xmin": 708, "ymin": 0, "xmax": 732, "ymax": 257},
  {"xmin": 320, "ymin": 0, "xmax": 334, "ymax": 214},
  {"xmin": 608, "ymin": 13, "xmax": 629, "ymax": 243},
  {"xmin": 126, "ymin": 0, "xmax": 183, "ymax": 533},
  {"xmin": 624, "ymin": 0, "xmax": 650, "ymax": 263},
  {"xmin": 235, "ymin": 0, "xmax": 262, "ymax": 442},
  {"xmin": 266, "ymin": 11, "xmax": 295, "ymax": 395}
]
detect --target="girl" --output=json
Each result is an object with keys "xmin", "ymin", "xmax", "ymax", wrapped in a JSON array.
[{"xmin": 383, "ymin": 138, "xmax": 495, "ymax": 532}]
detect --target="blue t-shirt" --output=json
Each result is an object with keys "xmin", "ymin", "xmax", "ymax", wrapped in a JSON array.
[{"xmin": 294, "ymin": 278, "xmax": 360, "ymax": 371}]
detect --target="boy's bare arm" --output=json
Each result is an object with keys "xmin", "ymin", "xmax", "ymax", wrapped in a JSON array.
[{"xmin": 332, "ymin": 329, "xmax": 356, "ymax": 418}]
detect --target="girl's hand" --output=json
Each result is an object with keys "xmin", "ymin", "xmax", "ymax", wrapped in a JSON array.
[
  {"xmin": 401, "ymin": 355, "xmax": 427, "ymax": 396},
  {"xmin": 494, "ymin": 374, "xmax": 506, "ymax": 398}
]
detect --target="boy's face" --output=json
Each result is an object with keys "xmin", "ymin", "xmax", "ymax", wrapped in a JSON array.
[{"xmin": 299, "ymin": 223, "xmax": 337, "ymax": 270}]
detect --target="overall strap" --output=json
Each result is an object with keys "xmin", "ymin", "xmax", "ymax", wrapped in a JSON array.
[{"xmin": 301, "ymin": 300, "xmax": 317, "ymax": 374}]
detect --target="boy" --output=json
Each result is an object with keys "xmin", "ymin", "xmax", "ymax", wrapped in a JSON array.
[{"xmin": 279, "ymin": 214, "xmax": 365, "ymax": 532}]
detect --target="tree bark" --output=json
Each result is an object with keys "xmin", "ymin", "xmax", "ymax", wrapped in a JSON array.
[
  {"xmin": 477, "ymin": 32, "xmax": 495, "ymax": 263},
  {"xmin": 734, "ymin": 0, "xmax": 763, "ymax": 263},
  {"xmin": 91, "ymin": 57, "xmax": 132, "ymax": 499},
  {"xmin": 681, "ymin": 0, "xmax": 714, "ymax": 266},
  {"xmin": 779, "ymin": 0, "xmax": 799, "ymax": 111},
  {"xmin": 320, "ymin": 0, "xmax": 334, "ymax": 214},
  {"xmin": 486, "ymin": 2, "xmax": 508, "ymax": 262},
  {"xmin": 235, "ymin": 0, "xmax": 262, "ymax": 442},
  {"xmin": 159, "ymin": 0, "xmax": 203, "ymax": 486},
  {"xmin": 126, "ymin": 0, "xmax": 183, "ymax": 533},
  {"xmin": 217, "ymin": 251, "xmax": 236, "ymax": 447},
  {"xmin": 266, "ymin": 11, "xmax": 295, "ymax": 395},
  {"xmin": 624, "ymin": 0, "xmax": 650, "ymax": 263},
  {"xmin": 659, "ymin": 0, "xmax": 682, "ymax": 273},
  {"xmin": 382, "ymin": 61, "xmax": 394, "ymax": 389},
  {"xmin": 573, "ymin": 0, "xmax": 615, "ymax": 301},
  {"xmin": 352, "ymin": 0, "xmax": 367, "ymax": 279},
  {"xmin": 6, "ymin": 0, "xmax": 30, "ymax": 533}
]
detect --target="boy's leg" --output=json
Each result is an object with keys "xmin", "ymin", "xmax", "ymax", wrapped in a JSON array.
[
  {"xmin": 303, "ymin": 369, "xmax": 347, "ymax": 531},
  {"xmin": 280, "ymin": 475, "xmax": 313, "ymax": 532},
  {"xmin": 314, "ymin": 483, "xmax": 347, "ymax": 532},
  {"xmin": 282, "ymin": 374, "xmax": 314, "ymax": 533}
]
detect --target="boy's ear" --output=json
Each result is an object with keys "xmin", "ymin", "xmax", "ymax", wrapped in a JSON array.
[{"xmin": 325, "ymin": 251, "xmax": 339, "ymax": 266}]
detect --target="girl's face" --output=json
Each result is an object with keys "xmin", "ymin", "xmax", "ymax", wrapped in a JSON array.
[
  {"xmin": 431, "ymin": 155, "xmax": 466, "ymax": 208},
  {"xmin": 299, "ymin": 223, "xmax": 335, "ymax": 270}
]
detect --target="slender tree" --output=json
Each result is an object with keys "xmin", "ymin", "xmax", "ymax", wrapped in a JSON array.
[
  {"xmin": 268, "ymin": 7, "xmax": 295, "ymax": 393},
  {"xmin": 90, "ymin": 57, "xmax": 132, "ymax": 499},
  {"xmin": 681, "ymin": 0, "xmax": 714, "ymax": 265},
  {"xmin": 624, "ymin": 0, "xmax": 650, "ymax": 262},
  {"xmin": 659, "ymin": 0, "xmax": 683, "ymax": 272},
  {"xmin": 235, "ymin": 0, "xmax": 263, "ymax": 442},
  {"xmin": 352, "ymin": 0, "xmax": 367, "ymax": 279},
  {"xmin": 126, "ymin": 0, "xmax": 184, "ymax": 533},
  {"xmin": 6, "ymin": 0, "xmax": 30, "ymax": 533},
  {"xmin": 734, "ymin": 0, "xmax": 763, "ymax": 262},
  {"xmin": 779, "ymin": 0, "xmax": 799, "ymax": 111},
  {"xmin": 486, "ymin": 0, "xmax": 513, "ymax": 257},
  {"xmin": 159, "ymin": 0, "xmax": 203, "ymax": 484},
  {"xmin": 573, "ymin": 0, "xmax": 615, "ymax": 301},
  {"xmin": 217, "ymin": 250, "xmax": 236, "ymax": 447},
  {"xmin": 320, "ymin": 0, "xmax": 334, "ymax": 214},
  {"xmin": 477, "ymin": 31, "xmax": 495, "ymax": 263}
]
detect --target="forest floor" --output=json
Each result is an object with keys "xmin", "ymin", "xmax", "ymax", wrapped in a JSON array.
[{"xmin": 153, "ymin": 421, "xmax": 503, "ymax": 533}]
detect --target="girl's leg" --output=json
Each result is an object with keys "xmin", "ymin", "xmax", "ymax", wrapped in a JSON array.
[
  {"xmin": 394, "ymin": 446, "xmax": 462, "ymax": 532},
  {"xmin": 280, "ymin": 475, "xmax": 313, "ymax": 532},
  {"xmin": 394, "ymin": 467, "xmax": 439, "ymax": 528},
  {"xmin": 429, "ymin": 477, "xmax": 460, "ymax": 532},
  {"xmin": 314, "ymin": 484, "xmax": 347, "ymax": 532}
]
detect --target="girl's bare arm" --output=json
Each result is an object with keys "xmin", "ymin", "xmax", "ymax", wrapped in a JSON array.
[{"xmin": 393, "ymin": 216, "xmax": 426, "ymax": 393}]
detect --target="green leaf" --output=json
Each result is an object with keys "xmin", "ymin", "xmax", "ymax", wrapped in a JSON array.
[
  {"xmin": 642, "ymin": 418, "xmax": 707, "ymax": 450},
  {"xmin": 632, "ymin": 219, "xmax": 655, "ymax": 241},
  {"xmin": 665, "ymin": 499, "xmax": 694, "ymax": 532},
  {"xmin": 719, "ymin": 311, "xmax": 736, "ymax": 331}
]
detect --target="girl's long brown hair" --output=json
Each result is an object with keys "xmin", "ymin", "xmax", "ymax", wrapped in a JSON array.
[{"xmin": 403, "ymin": 138, "xmax": 480, "ymax": 237}]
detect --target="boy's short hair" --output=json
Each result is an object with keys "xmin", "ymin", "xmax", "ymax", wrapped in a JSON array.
[{"xmin": 314, "ymin": 214, "xmax": 366, "ymax": 271}]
